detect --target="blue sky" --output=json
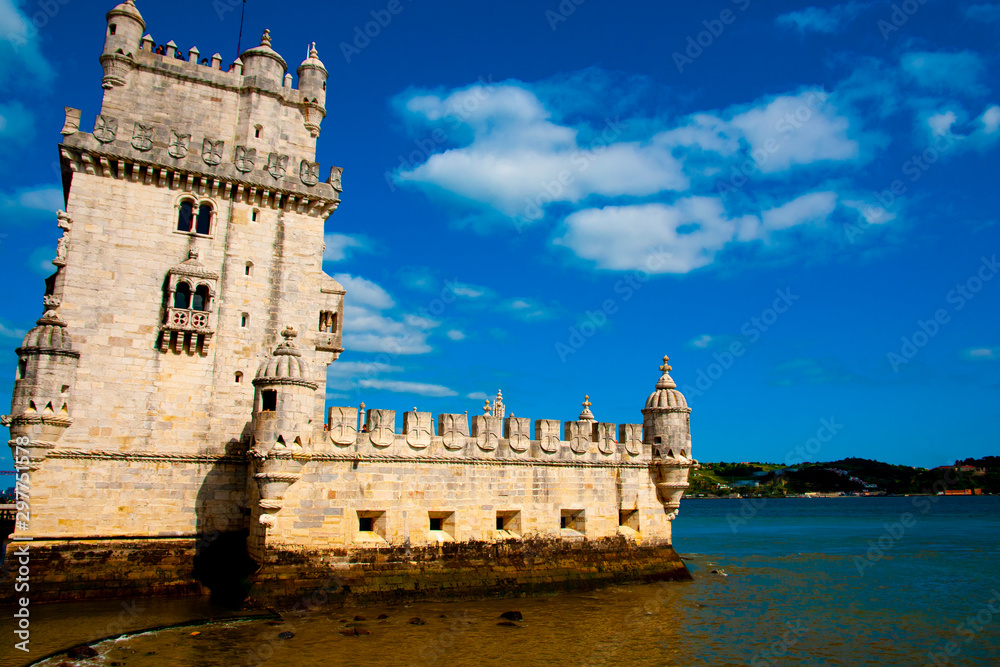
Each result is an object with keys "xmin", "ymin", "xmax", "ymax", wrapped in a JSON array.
[{"xmin": 1, "ymin": 0, "xmax": 998, "ymax": 470}]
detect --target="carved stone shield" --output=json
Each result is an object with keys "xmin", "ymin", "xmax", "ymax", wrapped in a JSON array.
[
  {"xmin": 300, "ymin": 160, "xmax": 320, "ymax": 186},
  {"xmin": 473, "ymin": 415, "xmax": 501, "ymax": 452},
  {"xmin": 328, "ymin": 406, "xmax": 358, "ymax": 446},
  {"xmin": 536, "ymin": 419, "xmax": 560, "ymax": 454},
  {"xmin": 131, "ymin": 122, "xmax": 154, "ymax": 151},
  {"xmin": 234, "ymin": 146, "xmax": 256, "ymax": 173},
  {"xmin": 93, "ymin": 115, "xmax": 117, "ymax": 143},
  {"xmin": 620, "ymin": 423, "xmax": 642, "ymax": 456},
  {"xmin": 438, "ymin": 413, "xmax": 468, "ymax": 451},
  {"xmin": 168, "ymin": 131, "xmax": 190, "ymax": 159},
  {"xmin": 404, "ymin": 411, "xmax": 432, "ymax": 450},
  {"xmin": 596, "ymin": 422, "xmax": 617, "ymax": 455},
  {"xmin": 566, "ymin": 421, "xmax": 590, "ymax": 454},
  {"xmin": 266, "ymin": 152, "xmax": 289, "ymax": 179},
  {"xmin": 505, "ymin": 416, "xmax": 530, "ymax": 453},
  {"xmin": 202, "ymin": 138, "xmax": 224, "ymax": 166},
  {"xmin": 367, "ymin": 409, "xmax": 395, "ymax": 448}
]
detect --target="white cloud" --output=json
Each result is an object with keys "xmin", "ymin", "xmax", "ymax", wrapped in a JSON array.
[
  {"xmin": 323, "ymin": 233, "xmax": 368, "ymax": 262},
  {"xmin": 0, "ymin": 0, "xmax": 55, "ymax": 90},
  {"xmin": 901, "ymin": 51, "xmax": 986, "ymax": 94},
  {"xmin": 0, "ymin": 183, "xmax": 62, "ymax": 221},
  {"xmin": 466, "ymin": 391, "xmax": 489, "ymax": 401},
  {"xmin": 555, "ymin": 192, "xmax": 839, "ymax": 274},
  {"xmin": 963, "ymin": 347, "xmax": 999, "ymax": 361},
  {"xmin": 727, "ymin": 91, "xmax": 859, "ymax": 173},
  {"xmin": 446, "ymin": 329, "xmax": 466, "ymax": 340},
  {"xmin": 328, "ymin": 361, "xmax": 403, "ymax": 377},
  {"xmin": 0, "ymin": 320, "xmax": 26, "ymax": 339},
  {"xmin": 357, "ymin": 379, "xmax": 458, "ymax": 397},
  {"xmin": 333, "ymin": 274, "xmax": 438, "ymax": 355},
  {"xmin": 689, "ymin": 334, "xmax": 715, "ymax": 349},
  {"xmin": 775, "ymin": 2, "xmax": 870, "ymax": 34},
  {"xmin": 332, "ymin": 273, "xmax": 395, "ymax": 309}
]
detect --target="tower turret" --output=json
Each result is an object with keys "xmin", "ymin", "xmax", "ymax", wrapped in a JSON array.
[
  {"xmin": 3, "ymin": 297, "xmax": 80, "ymax": 469},
  {"xmin": 240, "ymin": 29, "xmax": 287, "ymax": 86},
  {"xmin": 297, "ymin": 43, "xmax": 328, "ymax": 137},
  {"xmin": 100, "ymin": 0, "xmax": 145, "ymax": 88},
  {"xmin": 249, "ymin": 327, "xmax": 316, "ymax": 528},
  {"xmin": 641, "ymin": 355, "xmax": 696, "ymax": 517}
]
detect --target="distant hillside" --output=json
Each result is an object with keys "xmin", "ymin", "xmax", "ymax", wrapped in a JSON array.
[{"xmin": 689, "ymin": 457, "xmax": 999, "ymax": 496}]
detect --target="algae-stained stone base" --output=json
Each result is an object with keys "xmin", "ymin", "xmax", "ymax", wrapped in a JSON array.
[{"xmin": 248, "ymin": 536, "xmax": 692, "ymax": 608}]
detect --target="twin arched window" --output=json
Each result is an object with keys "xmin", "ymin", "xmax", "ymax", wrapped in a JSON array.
[
  {"xmin": 177, "ymin": 199, "xmax": 213, "ymax": 235},
  {"xmin": 173, "ymin": 282, "xmax": 210, "ymax": 311}
]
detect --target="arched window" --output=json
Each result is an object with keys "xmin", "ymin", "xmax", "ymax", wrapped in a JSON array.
[
  {"xmin": 196, "ymin": 203, "xmax": 212, "ymax": 235},
  {"xmin": 174, "ymin": 282, "xmax": 191, "ymax": 309},
  {"xmin": 235, "ymin": 371, "xmax": 243, "ymax": 384},
  {"xmin": 17, "ymin": 358, "xmax": 27, "ymax": 380},
  {"xmin": 245, "ymin": 261, "xmax": 253, "ymax": 276},
  {"xmin": 177, "ymin": 200, "xmax": 194, "ymax": 232},
  {"xmin": 254, "ymin": 125, "xmax": 262, "ymax": 138},
  {"xmin": 192, "ymin": 285, "xmax": 210, "ymax": 311}
]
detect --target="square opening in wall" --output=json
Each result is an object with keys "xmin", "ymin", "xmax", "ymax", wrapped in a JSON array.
[
  {"xmin": 495, "ymin": 510, "xmax": 521, "ymax": 537},
  {"xmin": 428, "ymin": 511, "xmax": 455, "ymax": 541},
  {"xmin": 356, "ymin": 510, "xmax": 386, "ymax": 542},
  {"xmin": 261, "ymin": 390, "xmax": 276, "ymax": 412},
  {"xmin": 560, "ymin": 509, "xmax": 585, "ymax": 537},
  {"xmin": 619, "ymin": 509, "xmax": 640, "ymax": 535}
]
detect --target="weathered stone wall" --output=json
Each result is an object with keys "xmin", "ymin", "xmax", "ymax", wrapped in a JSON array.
[{"xmin": 19, "ymin": 457, "xmax": 247, "ymax": 538}]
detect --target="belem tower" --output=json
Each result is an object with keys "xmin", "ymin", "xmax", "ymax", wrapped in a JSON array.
[{"xmin": 2, "ymin": 0, "xmax": 699, "ymax": 606}]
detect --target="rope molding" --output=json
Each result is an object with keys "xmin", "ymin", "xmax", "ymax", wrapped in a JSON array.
[{"xmin": 42, "ymin": 449, "xmax": 696, "ymax": 470}]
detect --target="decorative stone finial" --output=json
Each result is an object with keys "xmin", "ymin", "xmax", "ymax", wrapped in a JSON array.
[
  {"xmin": 656, "ymin": 354, "xmax": 677, "ymax": 390},
  {"xmin": 261, "ymin": 29, "xmax": 272, "ymax": 47},
  {"xmin": 281, "ymin": 326, "xmax": 297, "ymax": 340},
  {"xmin": 188, "ymin": 247, "xmax": 199, "ymax": 260},
  {"xmin": 483, "ymin": 399, "xmax": 491, "ymax": 416},
  {"xmin": 309, "ymin": 42, "xmax": 318, "ymax": 58},
  {"xmin": 579, "ymin": 395, "xmax": 595, "ymax": 421},
  {"xmin": 43, "ymin": 295, "xmax": 61, "ymax": 309}
]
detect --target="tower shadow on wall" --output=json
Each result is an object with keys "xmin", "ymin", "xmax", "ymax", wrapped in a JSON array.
[{"xmin": 193, "ymin": 429, "xmax": 257, "ymax": 608}]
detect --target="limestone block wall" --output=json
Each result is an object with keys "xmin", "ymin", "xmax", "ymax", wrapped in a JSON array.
[
  {"xmin": 20, "ymin": 456, "xmax": 247, "ymax": 538},
  {"xmin": 253, "ymin": 409, "xmax": 694, "ymax": 552}
]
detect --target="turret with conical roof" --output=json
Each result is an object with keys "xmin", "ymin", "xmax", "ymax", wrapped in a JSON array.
[
  {"xmin": 3, "ymin": 297, "xmax": 80, "ymax": 469},
  {"xmin": 641, "ymin": 355, "xmax": 696, "ymax": 517},
  {"xmin": 297, "ymin": 43, "xmax": 328, "ymax": 137},
  {"xmin": 240, "ymin": 29, "xmax": 287, "ymax": 85},
  {"xmin": 100, "ymin": 0, "xmax": 145, "ymax": 88}
]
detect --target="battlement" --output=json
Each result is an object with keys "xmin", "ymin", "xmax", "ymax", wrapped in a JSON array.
[{"xmin": 323, "ymin": 405, "xmax": 693, "ymax": 464}]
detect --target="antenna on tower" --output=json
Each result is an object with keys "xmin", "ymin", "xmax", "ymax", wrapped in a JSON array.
[{"xmin": 236, "ymin": 0, "xmax": 247, "ymax": 58}]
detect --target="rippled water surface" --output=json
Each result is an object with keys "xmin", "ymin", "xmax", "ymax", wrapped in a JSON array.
[{"xmin": 7, "ymin": 496, "xmax": 1000, "ymax": 666}]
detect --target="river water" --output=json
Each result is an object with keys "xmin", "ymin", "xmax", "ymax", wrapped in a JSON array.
[{"xmin": 5, "ymin": 496, "xmax": 999, "ymax": 666}]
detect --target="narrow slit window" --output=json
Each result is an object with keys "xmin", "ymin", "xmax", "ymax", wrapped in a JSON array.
[
  {"xmin": 235, "ymin": 371, "xmax": 243, "ymax": 384},
  {"xmin": 240, "ymin": 312, "xmax": 249, "ymax": 328},
  {"xmin": 109, "ymin": 24, "xmax": 117, "ymax": 35},
  {"xmin": 245, "ymin": 261, "xmax": 253, "ymax": 276}
]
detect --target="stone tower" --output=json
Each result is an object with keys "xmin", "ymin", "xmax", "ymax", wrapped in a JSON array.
[
  {"xmin": 642, "ymin": 356, "xmax": 694, "ymax": 516},
  {"xmin": 8, "ymin": 0, "xmax": 344, "ymax": 542}
]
